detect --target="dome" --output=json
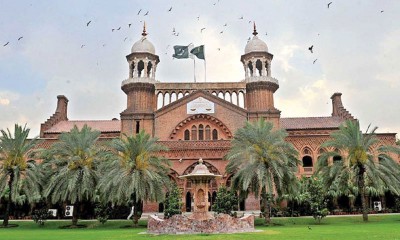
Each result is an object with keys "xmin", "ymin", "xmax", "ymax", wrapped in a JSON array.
[
  {"xmin": 131, "ymin": 23, "xmax": 156, "ymax": 54},
  {"xmin": 244, "ymin": 35, "xmax": 268, "ymax": 54},
  {"xmin": 131, "ymin": 36, "xmax": 156, "ymax": 54}
]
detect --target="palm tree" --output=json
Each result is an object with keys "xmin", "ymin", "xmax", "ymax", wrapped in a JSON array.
[
  {"xmin": 0, "ymin": 124, "xmax": 41, "ymax": 227},
  {"xmin": 316, "ymin": 119, "xmax": 400, "ymax": 222},
  {"xmin": 42, "ymin": 125, "xmax": 109, "ymax": 227},
  {"xmin": 225, "ymin": 118, "xmax": 299, "ymax": 225},
  {"xmin": 99, "ymin": 130, "xmax": 170, "ymax": 227}
]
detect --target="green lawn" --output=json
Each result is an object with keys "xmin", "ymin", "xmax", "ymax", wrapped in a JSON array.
[{"xmin": 1, "ymin": 215, "xmax": 400, "ymax": 240}]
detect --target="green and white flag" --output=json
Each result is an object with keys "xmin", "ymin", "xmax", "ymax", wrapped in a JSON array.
[
  {"xmin": 173, "ymin": 45, "xmax": 189, "ymax": 59},
  {"xmin": 190, "ymin": 45, "xmax": 205, "ymax": 60}
]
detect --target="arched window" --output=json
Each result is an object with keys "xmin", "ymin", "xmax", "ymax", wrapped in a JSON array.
[
  {"xmin": 302, "ymin": 156, "xmax": 313, "ymax": 167},
  {"xmin": 147, "ymin": 61, "xmax": 153, "ymax": 77},
  {"xmin": 247, "ymin": 61, "xmax": 253, "ymax": 76},
  {"xmin": 224, "ymin": 92, "xmax": 231, "ymax": 102},
  {"xmin": 212, "ymin": 129, "xmax": 218, "ymax": 140},
  {"xmin": 184, "ymin": 129, "xmax": 190, "ymax": 140},
  {"xmin": 231, "ymin": 92, "xmax": 238, "ymax": 105},
  {"xmin": 205, "ymin": 125, "xmax": 211, "ymax": 140},
  {"xmin": 186, "ymin": 192, "xmax": 192, "ymax": 212},
  {"xmin": 164, "ymin": 92, "xmax": 170, "ymax": 105},
  {"xmin": 137, "ymin": 60, "xmax": 144, "ymax": 77},
  {"xmin": 333, "ymin": 148, "xmax": 342, "ymax": 162},
  {"xmin": 256, "ymin": 59, "xmax": 262, "ymax": 76},
  {"xmin": 191, "ymin": 125, "xmax": 197, "ymax": 140},
  {"xmin": 303, "ymin": 147, "xmax": 311, "ymax": 155},
  {"xmin": 157, "ymin": 92, "xmax": 163, "ymax": 109},
  {"xmin": 238, "ymin": 91, "xmax": 245, "ymax": 108},
  {"xmin": 171, "ymin": 92, "xmax": 177, "ymax": 103},
  {"xmin": 333, "ymin": 155, "xmax": 342, "ymax": 162},
  {"xmin": 198, "ymin": 124, "xmax": 204, "ymax": 140}
]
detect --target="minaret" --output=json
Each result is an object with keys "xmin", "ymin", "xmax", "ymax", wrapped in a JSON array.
[
  {"xmin": 120, "ymin": 23, "xmax": 159, "ymax": 136},
  {"xmin": 241, "ymin": 23, "xmax": 280, "ymax": 127}
]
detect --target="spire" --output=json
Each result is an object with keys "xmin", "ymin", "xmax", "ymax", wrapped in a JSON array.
[
  {"xmin": 252, "ymin": 21, "xmax": 258, "ymax": 36},
  {"xmin": 142, "ymin": 22, "xmax": 147, "ymax": 36}
]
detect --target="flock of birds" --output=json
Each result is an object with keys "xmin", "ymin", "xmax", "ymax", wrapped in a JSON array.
[{"xmin": 2, "ymin": 1, "xmax": 386, "ymax": 65}]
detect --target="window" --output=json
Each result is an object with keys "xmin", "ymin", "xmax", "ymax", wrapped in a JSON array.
[
  {"xmin": 184, "ymin": 130, "xmax": 190, "ymax": 140},
  {"xmin": 302, "ymin": 156, "xmax": 313, "ymax": 167},
  {"xmin": 198, "ymin": 124, "xmax": 204, "ymax": 140},
  {"xmin": 205, "ymin": 125, "xmax": 211, "ymax": 140},
  {"xmin": 135, "ymin": 121, "xmax": 140, "ymax": 134},
  {"xmin": 212, "ymin": 129, "xmax": 218, "ymax": 140},
  {"xmin": 191, "ymin": 125, "xmax": 197, "ymax": 140}
]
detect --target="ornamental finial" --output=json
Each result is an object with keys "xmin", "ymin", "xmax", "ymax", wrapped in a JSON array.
[
  {"xmin": 198, "ymin": 158, "xmax": 203, "ymax": 164},
  {"xmin": 142, "ymin": 22, "xmax": 147, "ymax": 36},
  {"xmin": 253, "ymin": 22, "xmax": 258, "ymax": 36}
]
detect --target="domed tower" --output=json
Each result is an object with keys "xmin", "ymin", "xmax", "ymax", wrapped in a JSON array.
[
  {"xmin": 120, "ymin": 23, "xmax": 159, "ymax": 136},
  {"xmin": 241, "ymin": 23, "xmax": 280, "ymax": 127}
]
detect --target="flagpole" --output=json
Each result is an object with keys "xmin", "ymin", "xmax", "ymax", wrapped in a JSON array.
[
  {"xmin": 193, "ymin": 58, "xmax": 196, "ymax": 82},
  {"xmin": 204, "ymin": 59, "xmax": 206, "ymax": 82}
]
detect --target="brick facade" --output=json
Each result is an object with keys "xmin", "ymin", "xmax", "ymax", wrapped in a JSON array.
[{"xmin": 39, "ymin": 27, "xmax": 398, "ymax": 213}]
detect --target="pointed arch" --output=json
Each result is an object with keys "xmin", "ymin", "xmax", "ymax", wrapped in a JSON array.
[{"xmin": 168, "ymin": 114, "xmax": 233, "ymax": 139}]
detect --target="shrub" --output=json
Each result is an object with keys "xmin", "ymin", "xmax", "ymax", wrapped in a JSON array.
[
  {"xmin": 212, "ymin": 186, "xmax": 238, "ymax": 216},
  {"xmin": 32, "ymin": 208, "xmax": 50, "ymax": 226},
  {"xmin": 94, "ymin": 204, "xmax": 113, "ymax": 224},
  {"xmin": 164, "ymin": 184, "xmax": 182, "ymax": 219}
]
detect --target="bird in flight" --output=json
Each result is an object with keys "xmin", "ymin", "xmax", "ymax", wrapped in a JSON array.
[
  {"xmin": 128, "ymin": 23, "xmax": 131, "ymax": 28},
  {"xmin": 137, "ymin": 9, "xmax": 142, "ymax": 15},
  {"xmin": 197, "ymin": 15, "xmax": 200, "ymax": 20},
  {"xmin": 201, "ymin": 27, "xmax": 206, "ymax": 33},
  {"xmin": 220, "ymin": 31, "xmax": 223, "ymax": 34},
  {"xmin": 328, "ymin": 2, "xmax": 332, "ymax": 8},
  {"xmin": 18, "ymin": 36, "xmax": 23, "ymax": 41},
  {"xmin": 265, "ymin": 32, "xmax": 268, "ymax": 35},
  {"xmin": 144, "ymin": 11, "xmax": 149, "ymax": 16},
  {"xmin": 86, "ymin": 20, "xmax": 91, "ymax": 26},
  {"xmin": 223, "ymin": 23, "xmax": 227, "ymax": 27},
  {"xmin": 112, "ymin": 28, "xmax": 115, "ymax": 32},
  {"xmin": 81, "ymin": 44, "xmax": 85, "ymax": 48},
  {"xmin": 308, "ymin": 45, "xmax": 314, "ymax": 53},
  {"xmin": 239, "ymin": 16, "xmax": 243, "ymax": 19},
  {"xmin": 117, "ymin": 27, "xmax": 121, "ymax": 30},
  {"xmin": 124, "ymin": 37, "xmax": 128, "ymax": 42},
  {"xmin": 3, "ymin": 41, "xmax": 9, "ymax": 46},
  {"xmin": 168, "ymin": 7, "xmax": 172, "ymax": 12},
  {"xmin": 313, "ymin": 59, "xmax": 318, "ymax": 64},
  {"xmin": 380, "ymin": 10, "xmax": 384, "ymax": 13}
]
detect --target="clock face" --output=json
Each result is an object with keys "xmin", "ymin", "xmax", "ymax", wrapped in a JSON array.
[{"xmin": 187, "ymin": 97, "xmax": 215, "ymax": 114}]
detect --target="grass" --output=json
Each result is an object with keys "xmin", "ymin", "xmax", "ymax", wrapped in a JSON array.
[{"xmin": 0, "ymin": 215, "xmax": 400, "ymax": 240}]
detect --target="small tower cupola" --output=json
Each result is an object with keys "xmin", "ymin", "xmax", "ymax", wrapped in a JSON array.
[
  {"xmin": 242, "ymin": 23, "xmax": 281, "ymax": 126},
  {"xmin": 241, "ymin": 22, "xmax": 276, "ymax": 83},
  {"xmin": 123, "ymin": 23, "xmax": 160, "ymax": 86},
  {"xmin": 120, "ymin": 23, "xmax": 158, "ymax": 137}
]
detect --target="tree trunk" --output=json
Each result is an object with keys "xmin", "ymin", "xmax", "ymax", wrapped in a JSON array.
[
  {"xmin": 358, "ymin": 165, "xmax": 368, "ymax": 222},
  {"xmin": 2, "ymin": 170, "xmax": 14, "ymax": 227},
  {"xmin": 72, "ymin": 202, "xmax": 79, "ymax": 226},
  {"xmin": 132, "ymin": 200, "xmax": 143, "ymax": 227},
  {"xmin": 262, "ymin": 188, "xmax": 271, "ymax": 225}
]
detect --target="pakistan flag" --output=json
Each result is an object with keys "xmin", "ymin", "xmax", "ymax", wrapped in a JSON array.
[
  {"xmin": 172, "ymin": 45, "xmax": 190, "ymax": 59},
  {"xmin": 190, "ymin": 45, "xmax": 205, "ymax": 60}
]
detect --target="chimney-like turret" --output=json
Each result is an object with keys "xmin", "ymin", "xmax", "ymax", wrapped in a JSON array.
[
  {"xmin": 331, "ymin": 92, "xmax": 355, "ymax": 120},
  {"xmin": 40, "ymin": 95, "xmax": 69, "ymax": 137}
]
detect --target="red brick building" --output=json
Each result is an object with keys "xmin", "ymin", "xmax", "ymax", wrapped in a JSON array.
[{"xmin": 39, "ymin": 26, "xmax": 398, "ymax": 212}]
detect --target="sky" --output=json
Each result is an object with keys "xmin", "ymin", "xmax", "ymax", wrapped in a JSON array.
[{"xmin": 0, "ymin": 0, "xmax": 399, "ymax": 138}]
